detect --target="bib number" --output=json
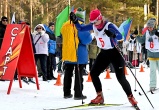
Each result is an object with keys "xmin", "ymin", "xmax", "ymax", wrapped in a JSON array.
[
  {"xmin": 99, "ymin": 38, "xmax": 105, "ymax": 47},
  {"xmin": 150, "ymin": 42, "xmax": 154, "ymax": 48}
]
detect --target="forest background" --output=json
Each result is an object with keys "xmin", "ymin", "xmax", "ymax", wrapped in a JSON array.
[{"xmin": 0, "ymin": 0, "xmax": 158, "ymax": 33}]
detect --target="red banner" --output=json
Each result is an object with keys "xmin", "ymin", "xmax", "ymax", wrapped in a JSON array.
[
  {"xmin": 0, "ymin": 24, "xmax": 22, "ymax": 79},
  {"xmin": 0, "ymin": 24, "xmax": 39, "ymax": 94}
]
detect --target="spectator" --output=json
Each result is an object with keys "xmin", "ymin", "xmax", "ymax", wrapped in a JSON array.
[
  {"xmin": 0, "ymin": 16, "xmax": 8, "ymax": 81},
  {"xmin": 0, "ymin": 16, "xmax": 8, "ymax": 49},
  {"xmin": 61, "ymin": 7, "xmax": 92, "ymax": 100},
  {"xmin": 44, "ymin": 22, "xmax": 57, "ymax": 80},
  {"xmin": 56, "ymin": 35, "xmax": 63, "ymax": 74},
  {"xmin": 141, "ymin": 43, "xmax": 149, "ymax": 67},
  {"xmin": 127, "ymin": 33, "xmax": 137, "ymax": 64},
  {"xmin": 127, "ymin": 29, "xmax": 140, "ymax": 67},
  {"xmin": 88, "ymin": 32, "xmax": 100, "ymax": 72},
  {"xmin": 132, "ymin": 39, "xmax": 141, "ymax": 67},
  {"xmin": 32, "ymin": 24, "xmax": 49, "ymax": 81},
  {"xmin": 122, "ymin": 40, "xmax": 129, "ymax": 61}
]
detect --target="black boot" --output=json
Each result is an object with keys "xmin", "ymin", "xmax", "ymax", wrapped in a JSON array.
[
  {"xmin": 74, "ymin": 94, "xmax": 87, "ymax": 100},
  {"xmin": 52, "ymin": 76, "xmax": 57, "ymax": 80},
  {"xmin": 0, "ymin": 79, "xmax": 5, "ymax": 81},
  {"xmin": 43, "ymin": 76, "xmax": 47, "ymax": 81},
  {"xmin": 28, "ymin": 78, "xmax": 36, "ymax": 83}
]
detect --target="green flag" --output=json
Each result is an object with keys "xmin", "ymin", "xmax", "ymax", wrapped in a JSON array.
[{"xmin": 55, "ymin": 6, "xmax": 70, "ymax": 37}]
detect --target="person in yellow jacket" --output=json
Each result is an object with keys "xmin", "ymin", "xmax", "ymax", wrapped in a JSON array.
[{"xmin": 61, "ymin": 7, "xmax": 92, "ymax": 100}]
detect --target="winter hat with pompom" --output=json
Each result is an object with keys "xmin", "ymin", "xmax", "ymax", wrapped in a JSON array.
[{"xmin": 75, "ymin": 7, "xmax": 85, "ymax": 22}]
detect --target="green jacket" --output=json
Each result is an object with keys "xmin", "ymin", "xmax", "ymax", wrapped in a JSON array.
[
  {"xmin": 88, "ymin": 39, "xmax": 100, "ymax": 59},
  {"xmin": 136, "ymin": 29, "xmax": 159, "ymax": 59}
]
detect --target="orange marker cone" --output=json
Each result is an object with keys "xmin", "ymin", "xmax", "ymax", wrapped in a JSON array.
[
  {"xmin": 104, "ymin": 69, "xmax": 111, "ymax": 79},
  {"xmin": 86, "ymin": 72, "xmax": 92, "ymax": 82},
  {"xmin": 54, "ymin": 73, "xmax": 62, "ymax": 86},
  {"xmin": 139, "ymin": 65, "xmax": 144, "ymax": 72},
  {"xmin": 124, "ymin": 66, "xmax": 129, "ymax": 75}
]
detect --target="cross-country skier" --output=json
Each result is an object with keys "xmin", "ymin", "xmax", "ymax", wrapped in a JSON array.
[
  {"xmin": 135, "ymin": 18, "xmax": 159, "ymax": 92},
  {"xmin": 69, "ymin": 9, "xmax": 138, "ymax": 107}
]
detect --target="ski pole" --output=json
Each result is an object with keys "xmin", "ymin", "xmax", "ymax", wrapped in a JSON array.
[
  {"xmin": 134, "ymin": 47, "xmax": 137, "ymax": 92},
  {"xmin": 56, "ymin": 59, "xmax": 62, "ymax": 66},
  {"xmin": 114, "ymin": 43, "xmax": 154, "ymax": 109},
  {"xmin": 76, "ymin": 64, "xmax": 85, "ymax": 104}
]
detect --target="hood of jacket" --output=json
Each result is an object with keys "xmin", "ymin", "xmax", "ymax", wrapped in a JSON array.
[
  {"xmin": 34, "ymin": 24, "xmax": 46, "ymax": 31},
  {"xmin": 33, "ymin": 24, "xmax": 46, "ymax": 36}
]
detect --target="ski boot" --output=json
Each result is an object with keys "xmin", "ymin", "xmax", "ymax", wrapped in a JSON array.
[
  {"xmin": 150, "ymin": 87, "xmax": 156, "ymax": 91},
  {"xmin": 128, "ymin": 94, "xmax": 138, "ymax": 106},
  {"xmin": 90, "ymin": 92, "xmax": 104, "ymax": 105}
]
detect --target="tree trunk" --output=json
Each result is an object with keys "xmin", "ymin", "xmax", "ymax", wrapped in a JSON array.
[
  {"xmin": 4, "ymin": 0, "xmax": 8, "ymax": 17},
  {"xmin": 30, "ymin": 0, "xmax": 33, "ymax": 31},
  {"xmin": 0, "ymin": 0, "xmax": 3, "ymax": 18},
  {"xmin": 46, "ymin": 3, "xmax": 48, "ymax": 24},
  {"xmin": 156, "ymin": 0, "xmax": 158, "ymax": 25}
]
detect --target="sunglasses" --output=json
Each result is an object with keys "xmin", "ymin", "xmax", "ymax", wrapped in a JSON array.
[
  {"xmin": 2, "ymin": 19, "xmax": 8, "ymax": 22},
  {"xmin": 36, "ymin": 28, "xmax": 42, "ymax": 30},
  {"xmin": 91, "ymin": 20, "xmax": 98, "ymax": 24}
]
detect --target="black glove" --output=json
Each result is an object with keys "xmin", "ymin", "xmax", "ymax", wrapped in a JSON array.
[
  {"xmin": 104, "ymin": 29, "xmax": 116, "ymax": 38},
  {"xmin": 134, "ymin": 40, "xmax": 136, "ymax": 44},
  {"xmin": 129, "ymin": 40, "xmax": 132, "ymax": 43},
  {"xmin": 70, "ymin": 12, "xmax": 78, "ymax": 24},
  {"xmin": 155, "ymin": 30, "xmax": 159, "ymax": 37}
]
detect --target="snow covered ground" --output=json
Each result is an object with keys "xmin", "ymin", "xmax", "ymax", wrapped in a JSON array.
[{"xmin": 0, "ymin": 64, "xmax": 159, "ymax": 110}]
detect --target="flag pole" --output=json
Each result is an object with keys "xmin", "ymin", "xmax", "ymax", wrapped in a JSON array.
[
  {"xmin": 68, "ymin": 0, "xmax": 70, "ymax": 6},
  {"xmin": 11, "ymin": 12, "xmax": 15, "ymax": 24},
  {"xmin": 68, "ymin": 0, "xmax": 70, "ymax": 13},
  {"xmin": 69, "ymin": 0, "xmax": 71, "ymax": 23}
]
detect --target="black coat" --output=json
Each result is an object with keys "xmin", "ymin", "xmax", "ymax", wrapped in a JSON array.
[{"xmin": 46, "ymin": 31, "xmax": 56, "ymax": 41}]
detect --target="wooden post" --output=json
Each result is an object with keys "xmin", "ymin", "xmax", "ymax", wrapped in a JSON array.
[
  {"xmin": 30, "ymin": 0, "xmax": 33, "ymax": 31},
  {"xmin": 156, "ymin": 0, "xmax": 158, "ymax": 25},
  {"xmin": 4, "ymin": 0, "xmax": 8, "ymax": 17}
]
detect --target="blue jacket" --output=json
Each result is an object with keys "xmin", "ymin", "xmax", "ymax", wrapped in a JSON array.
[
  {"xmin": 75, "ymin": 21, "xmax": 122, "ymax": 46},
  {"xmin": 48, "ymin": 40, "xmax": 56, "ymax": 54},
  {"xmin": 44, "ymin": 24, "xmax": 56, "ymax": 54},
  {"xmin": 65, "ymin": 24, "xmax": 92, "ymax": 64}
]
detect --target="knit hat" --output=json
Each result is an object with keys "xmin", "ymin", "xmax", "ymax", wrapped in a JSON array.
[
  {"xmin": 48, "ymin": 22, "xmax": 54, "ymax": 27},
  {"xmin": 89, "ymin": 9, "xmax": 102, "ymax": 23},
  {"xmin": 146, "ymin": 18, "xmax": 156, "ymax": 28},
  {"xmin": 75, "ymin": 7, "xmax": 85, "ymax": 22},
  {"xmin": 1, "ymin": 16, "xmax": 8, "ymax": 21}
]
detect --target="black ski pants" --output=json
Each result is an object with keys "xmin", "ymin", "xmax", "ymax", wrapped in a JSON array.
[
  {"xmin": 90, "ymin": 48, "xmax": 132, "ymax": 96},
  {"xmin": 63, "ymin": 64, "xmax": 85, "ymax": 97}
]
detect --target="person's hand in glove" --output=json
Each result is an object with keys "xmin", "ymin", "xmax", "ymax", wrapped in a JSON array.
[
  {"xmin": 104, "ymin": 29, "xmax": 116, "ymax": 38},
  {"xmin": 155, "ymin": 30, "xmax": 159, "ymax": 37},
  {"xmin": 129, "ymin": 40, "xmax": 132, "ymax": 43},
  {"xmin": 134, "ymin": 39, "xmax": 136, "ymax": 44},
  {"xmin": 70, "ymin": 12, "xmax": 78, "ymax": 24}
]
